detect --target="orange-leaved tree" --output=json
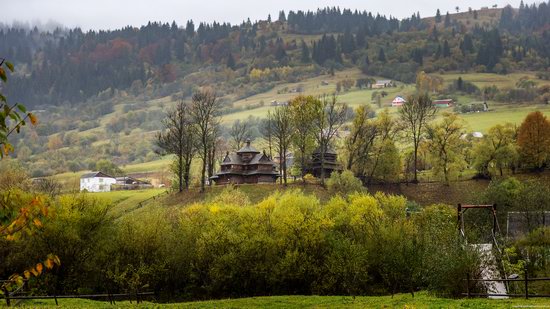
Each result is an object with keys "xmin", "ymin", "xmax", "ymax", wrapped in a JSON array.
[
  {"xmin": 0, "ymin": 58, "xmax": 59, "ymax": 296},
  {"xmin": 517, "ymin": 111, "xmax": 550, "ymax": 170}
]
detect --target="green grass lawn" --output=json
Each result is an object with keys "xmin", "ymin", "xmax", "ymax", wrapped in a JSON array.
[
  {"xmin": 12, "ymin": 292, "xmax": 550, "ymax": 308},
  {"xmin": 460, "ymin": 103, "xmax": 550, "ymax": 133},
  {"xmin": 435, "ymin": 72, "xmax": 550, "ymax": 89},
  {"xmin": 121, "ymin": 156, "xmax": 172, "ymax": 174},
  {"xmin": 91, "ymin": 188, "xmax": 168, "ymax": 218}
]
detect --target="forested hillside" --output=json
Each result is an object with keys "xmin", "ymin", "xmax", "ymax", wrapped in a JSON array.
[
  {"xmin": 2, "ymin": 2, "xmax": 549, "ymax": 108},
  {"xmin": 1, "ymin": 1, "xmax": 549, "ymax": 177}
]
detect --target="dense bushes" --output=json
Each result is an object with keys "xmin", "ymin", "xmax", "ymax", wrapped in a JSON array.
[{"xmin": 1, "ymin": 189, "xmax": 479, "ymax": 300}]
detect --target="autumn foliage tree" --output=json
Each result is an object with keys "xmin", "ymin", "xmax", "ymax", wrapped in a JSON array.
[
  {"xmin": 0, "ymin": 58, "xmax": 58, "ymax": 297},
  {"xmin": 517, "ymin": 111, "xmax": 550, "ymax": 170}
]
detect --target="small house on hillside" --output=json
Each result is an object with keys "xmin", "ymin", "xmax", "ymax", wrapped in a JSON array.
[
  {"xmin": 373, "ymin": 80, "xmax": 394, "ymax": 89},
  {"xmin": 391, "ymin": 96, "xmax": 407, "ymax": 107},
  {"xmin": 210, "ymin": 139, "xmax": 279, "ymax": 185},
  {"xmin": 433, "ymin": 99, "xmax": 454, "ymax": 108},
  {"xmin": 80, "ymin": 172, "xmax": 116, "ymax": 192}
]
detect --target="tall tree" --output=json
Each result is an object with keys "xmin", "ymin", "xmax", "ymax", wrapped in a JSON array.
[
  {"xmin": 517, "ymin": 111, "xmax": 550, "ymax": 170},
  {"xmin": 230, "ymin": 119, "xmax": 250, "ymax": 149},
  {"xmin": 345, "ymin": 105, "xmax": 377, "ymax": 173},
  {"xmin": 289, "ymin": 95, "xmax": 317, "ymax": 182},
  {"xmin": 442, "ymin": 40, "xmax": 451, "ymax": 58},
  {"xmin": 444, "ymin": 12, "xmax": 451, "ymax": 27},
  {"xmin": 435, "ymin": 9, "xmax": 442, "ymax": 23},
  {"xmin": 260, "ymin": 116, "xmax": 274, "ymax": 159},
  {"xmin": 399, "ymin": 93, "xmax": 437, "ymax": 183},
  {"xmin": 278, "ymin": 10, "xmax": 287, "ymax": 22},
  {"xmin": 189, "ymin": 89, "xmax": 221, "ymax": 192},
  {"xmin": 472, "ymin": 123, "xmax": 518, "ymax": 177},
  {"xmin": 313, "ymin": 95, "xmax": 348, "ymax": 185},
  {"xmin": 270, "ymin": 105, "xmax": 292, "ymax": 185},
  {"xmin": 300, "ymin": 40, "xmax": 310, "ymax": 63},
  {"xmin": 226, "ymin": 53, "xmax": 236, "ymax": 70},
  {"xmin": 156, "ymin": 101, "xmax": 196, "ymax": 192},
  {"xmin": 425, "ymin": 113, "xmax": 466, "ymax": 184},
  {"xmin": 378, "ymin": 47, "xmax": 386, "ymax": 62}
]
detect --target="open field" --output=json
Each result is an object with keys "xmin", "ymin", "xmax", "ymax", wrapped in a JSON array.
[
  {"xmin": 92, "ymin": 188, "xmax": 167, "ymax": 217},
  {"xmin": 435, "ymin": 72, "xmax": 550, "ymax": 89},
  {"xmin": 460, "ymin": 103, "xmax": 550, "ymax": 133},
  {"xmin": 11, "ymin": 292, "xmax": 550, "ymax": 308}
]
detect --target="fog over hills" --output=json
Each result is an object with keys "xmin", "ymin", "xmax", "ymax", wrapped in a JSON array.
[{"xmin": 4, "ymin": 0, "xmax": 516, "ymax": 30}]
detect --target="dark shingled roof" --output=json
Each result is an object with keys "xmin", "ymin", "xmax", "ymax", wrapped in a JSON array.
[
  {"xmin": 313, "ymin": 146, "xmax": 337, "ymax": 155},
  {"xmin": 237, "ymin": 139, "xmax": 260, "ymax": 154},
  {"xmin": 221, "ymin": 152, "xmax": 274, "ymax": 166},
  {"xmin": 80, "ymin": 171, "xmax": 115, "ymax": 179}
]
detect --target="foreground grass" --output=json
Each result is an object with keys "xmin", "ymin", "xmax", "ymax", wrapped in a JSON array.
[{"xmin": 12, "ymin": 293, "xmax": 550, "ymax": 308}]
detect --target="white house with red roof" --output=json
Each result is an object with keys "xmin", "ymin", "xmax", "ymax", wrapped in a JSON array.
[{"xmin": 391, "ymin": 96, "xmax": 406, "ymax": 107}]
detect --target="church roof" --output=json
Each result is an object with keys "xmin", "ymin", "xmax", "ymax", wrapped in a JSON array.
[
  {"xmin": 313, "ymin": 146, "xmax": 337, "ymax": 155},
  {"xmin": 221, "ymin": 152, "xmax": 274, "ymax": 166},
  {"xmin": 237, "ymin": 139, "xmax": 260, "ymax": 154}
]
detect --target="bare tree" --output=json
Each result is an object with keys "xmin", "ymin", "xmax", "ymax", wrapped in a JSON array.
[
  {"xmin": 189, "ymin": 90, "xmax": 221, "ymax": 192},
  {"xmin": 156, "ymin": 100, "xmax": 196, "ymax": 192},
  {"xmin": 260, "ymin": 115, "xmax": 274, "ymax": 159},
  {"xmin": 313, "ymin": 95, "xmax": 348, "ymax": 185},
  {"xmin": 398, "ymin": 93, "xmax": 437, "ymax": 183},
  {"xmin": 230, "ymin": 120, "xmax": 250, "ymax": 149},
  {"xmin": 270, "ymin": 105, "xmax": 292, "ymax": 185}
]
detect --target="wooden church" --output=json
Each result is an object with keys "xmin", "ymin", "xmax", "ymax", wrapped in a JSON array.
[{"xmin": 210, "ymin": 139, "xmax": 279, "ymax": 185}]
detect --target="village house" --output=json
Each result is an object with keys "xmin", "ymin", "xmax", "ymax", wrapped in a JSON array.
[
  {"xmin": 305, "ymin": 147, "xmax": 342, "ymax": 178},
  {"xmin": 391, "ymin": 96, "xmax": 407, "ymax": 107},
  {"xmin": 373, "ymin": 79, "xmax": 394, "ymax": 89},
  {"xmin": 80, "ymin": 172, "xmax": 116, "ymax": 192},
  {"xmin": 210, "ymin": 139, "xmax": 279, "ymax": 185}
]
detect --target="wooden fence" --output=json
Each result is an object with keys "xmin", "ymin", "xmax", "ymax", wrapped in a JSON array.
[{"xmin": 463, "ymin": 272, "xmax": 550, "ymax": 298}]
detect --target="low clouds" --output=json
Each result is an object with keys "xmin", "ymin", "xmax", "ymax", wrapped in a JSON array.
[{"xmin": 4, "ymin": 0, "xmax": 514, "ymax": 30}]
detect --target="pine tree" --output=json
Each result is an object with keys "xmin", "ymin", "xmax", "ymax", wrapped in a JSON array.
[
  {"xmin": 226, "ymin": 53, "xmax": 236, "ymax": 69},
  {"xmin": 185, "ymin": 20, "xmax": 195, "ymax": 37},
  {"xmin": 431, "ymin": 25, "xmax": 439, "ymax": 41},
  {"xmin": 443, "ymin": 40, "xmax": 451, "ymax": 57},
  {"xmin": 435, "ymin": 44, "xmax": 442, "ymax": 59},
  {"xmin": 444, "ymin": 12, "xmax": 451, "ymax": 27},
  {"xmin": 378, "ymin": 47, "xmax": 386, "ymax": 62},
  {"xmin": 300, "ymin": 40, "xmax": 310, "ymax": 63},
  {"xmin": 435, "ymin": 9, "xmax": 442, "ymax": 23},
  {"xmin": 278, "ymin": 10, "xmax": 286, "ymax": 22}
]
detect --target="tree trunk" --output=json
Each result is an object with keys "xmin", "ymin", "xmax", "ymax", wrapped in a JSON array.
[
  {"xmin": 201, "ymin": 144, "xmax": 207, "ymax": 192},
  {"xmin": 184, "ymin": 158, "xmax": 192, "ymax": 190},
  {"xmin": 320, "ymin": 143, "xmax": 326, "ymax": 186},
  {"xmin": 301, "ymin": 145, "xmax": 306, "ymax": 184},
  {"xmin": 279, "ymin": 149, "xmax": 283, "ymax": 185},
  {"xmin": 178, "ymin": 152, "xmax": 184, "ymax": 192},
  {"xmin": 413, "ymin": 141, "xmax": 419, "ymax": 183}
]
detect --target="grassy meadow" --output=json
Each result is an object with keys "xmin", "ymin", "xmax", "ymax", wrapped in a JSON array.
[{"xmin": 12, "ymin": 292, "xmax": 550, "ymax": 308}]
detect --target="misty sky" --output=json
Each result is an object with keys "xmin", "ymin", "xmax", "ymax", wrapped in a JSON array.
[{"xmin": 4, "ymin": 0, "xmax": 519, "ymax": 31}]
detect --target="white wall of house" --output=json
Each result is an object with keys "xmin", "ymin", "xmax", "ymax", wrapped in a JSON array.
[{"xmin": 80, "ymin": 177, "xmax": 116, "ymax": 192}]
